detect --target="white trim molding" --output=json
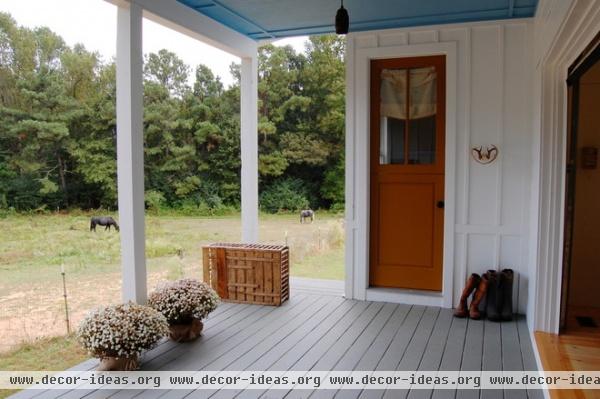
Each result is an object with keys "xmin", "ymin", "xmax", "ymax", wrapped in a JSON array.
[
  {"xmin": 531, "ymin": 0, "xmax": 600, "ymax": 333},
  {"xmin": 344, "ymin": 35, "xmax": 356, "ymax": 299},
  {"xmin": 345, "ymin": 40, "xmax": 458, "ymax": 308},
  {"xmin": 105, "ymin": 0, "xmax": 257, "ymax": 58},
  {"xmin": 366, "ymin": 288, "xmax": 445, "ymax": 307}
]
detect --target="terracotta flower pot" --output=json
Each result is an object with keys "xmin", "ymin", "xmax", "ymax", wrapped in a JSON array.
[
  {"xmin": 97, "ymin": 355, "xmax": 139, "ymax": 371},
  {"xmin": 169, "ymin": 318, "xmax": 204, "ymax": 342}
]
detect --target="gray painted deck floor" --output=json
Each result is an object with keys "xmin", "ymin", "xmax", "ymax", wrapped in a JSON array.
[{"xmin": 11, "ymin": 283, "xmax": 541, "ymax": 399}]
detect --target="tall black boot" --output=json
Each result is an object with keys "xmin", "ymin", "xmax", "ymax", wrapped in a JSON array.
[
  {"xmin": 500, "ymin": 269, "xmax": 514, "ymax": 321},
  {"xmin": 486, "ymin": 270, "xmax": 501, "ymax": 321}
]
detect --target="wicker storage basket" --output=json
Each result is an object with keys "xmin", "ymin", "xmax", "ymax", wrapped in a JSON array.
[{"xmin": 202, "ymin": 243, "xmax": 289, "ymax": 306}]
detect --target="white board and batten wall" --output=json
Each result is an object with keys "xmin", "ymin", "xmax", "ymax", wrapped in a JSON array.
[{"xmin": 344, "ymin": 19, "xmax": 534, "ymax": 314}]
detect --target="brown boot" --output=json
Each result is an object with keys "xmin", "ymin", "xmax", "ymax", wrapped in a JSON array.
[
  {"xmin": 469, "ymin": 273, "xmax": 490, "ymax": 319},
  {"xmin": 454, "ymin": 273, "xmax": 481, "ymax": 318}
]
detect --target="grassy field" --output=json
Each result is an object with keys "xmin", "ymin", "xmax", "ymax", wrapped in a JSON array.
[
  {"xmin": 0, "ymin": 212, "xmax": 344, "ymax": 354},
  {"xmin": 0, "ymin": 336, "xmax": 87, "ymax": 398}
]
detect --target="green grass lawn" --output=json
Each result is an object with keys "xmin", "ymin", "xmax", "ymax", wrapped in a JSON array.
[
  {"xmin": 0, "ymin": 212, "xmax": 344, "ymax": 356},
  {"xmin": 0, "ymin": 336, "xmax": 87, "ymax": 398}
]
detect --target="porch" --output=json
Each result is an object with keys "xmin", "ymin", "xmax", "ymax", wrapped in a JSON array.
[
  {"xmin": 12, "ymin": 283, "xmax": 540, "ymax": 399},
  {"xmin": 51, "ymin": 0, "xmax": 600, "ymax": 397}
]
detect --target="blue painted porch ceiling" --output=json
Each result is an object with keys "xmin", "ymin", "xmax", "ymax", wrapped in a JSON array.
[{"xmin": 176, "ymin": 0, "xmax": 538, "ymax": 40}]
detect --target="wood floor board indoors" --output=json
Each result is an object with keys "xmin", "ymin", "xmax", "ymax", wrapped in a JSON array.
[{"xmin": 535, "ymin": 309, "xmax": 600, "ymax": 399}]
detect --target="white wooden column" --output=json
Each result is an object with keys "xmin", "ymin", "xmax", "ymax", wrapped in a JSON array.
[
  {"xmin": 240, "ymin": 56, "xmax": 259, "ymax": 243},
  {"xmin": 116, "ymin": 2, "xmax": 146, "ymax": 303}
]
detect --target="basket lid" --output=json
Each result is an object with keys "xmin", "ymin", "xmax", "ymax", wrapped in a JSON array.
[{"xmin": 205, "ymin": 242, "xmax": 288, "ymax": 251}]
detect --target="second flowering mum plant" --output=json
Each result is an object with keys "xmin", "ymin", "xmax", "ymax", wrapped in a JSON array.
[
  {"xmin": 77, "ymin": 302, "xmax": 168, "ymax": 371},
  {"xmin": 148, "ymin": 278, "xmax": 219, "ymax": 342}
]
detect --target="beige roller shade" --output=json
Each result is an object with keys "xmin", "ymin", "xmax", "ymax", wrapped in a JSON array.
[{"xmin": 380, "ymin": 67, "xmax": 437, "ymax": 120}]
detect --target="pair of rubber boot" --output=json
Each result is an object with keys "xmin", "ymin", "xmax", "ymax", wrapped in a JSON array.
[{"xmin": 454, "ymin": 269, "xmax": 514, "ymax": 321}]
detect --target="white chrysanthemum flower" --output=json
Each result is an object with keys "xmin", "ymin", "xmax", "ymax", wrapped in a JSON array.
[
  {"xmin": 77, "ymin": 302, "xmax": 168, "ymax": 359},
  {"xmin": 148, "ymin": 279, "xmax": 220, "ymax": 324}
]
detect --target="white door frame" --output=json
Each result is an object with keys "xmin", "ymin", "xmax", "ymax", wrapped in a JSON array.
[
  {"xmin": 345, "ymin": 40, "xmax": 458, "ymax": 308},
  {"xmin": 532, "ymin": 0, "xmax": 600, "ymax": 333}
]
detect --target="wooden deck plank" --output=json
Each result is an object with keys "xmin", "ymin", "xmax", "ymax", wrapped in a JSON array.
[
  {"xmin": 193, "ymin": 295, "xmax": 336, "ymax": 399},
  {"xmin": 156, "ymin": 295, "xmax": 324, "ymax": 399},
  {"xmin": 239, "ymin": 297, "xmax": 348, "ymax": 372},
  {"xmin": 209, "ymin": 297, "xmax": 349, "ymax": 399},
  {"xmin": 312, "ymin": 301, "xmax": 388, "ymax": 370},
  {"xmin": 406, "ymin": 308, "xmax": 454, "ymax": 399},
  {"xmin": 517, "ymin": 318, "xmax": 544, "ymax": 399},
  {"xmin": 87, "ymin": 303, "xmax": 298, "ymax": 399},
  {"xmin": 9, "ymin": 360, "xmax": 99, "ymax": 399},
  {"xmin": 206, "ymin": 296, "xmax": 329, "ymax": 371},
  {"xmin": 140, "ymin": 303, "xmax": 254, "ymax": 368},
  {"xmin": 235, "ymin": 301, "xmax": 362, "ymax": 399},
  {"xmin": 7, "ymin": 296, "xmax": 541, "ymax": 399},
  {"xmin": 332, "ymin": 303, "xmax": 399, "ymax": 371},
  {"xmin": 308, "ymin": 302, "xmax": 386, "ymax": 371},
  {"xmin": 289, "ymin": 277, "xmax": 345, "ymax": 297},
  {"xmin": 273, "ymin": 301, "xmax": 387, "ymax": 399},
  {"xmin": 94, "ymin": 297, "xmax": 312, "ymax": 399},
  {"xmin": 309, "ymin": 303, "xmax": 398, "ymax": 399},
  {"xmin": 280, "ymin": 300, "xmax": 371, "ymax": 372},
  {"xmin": 381, "ymin": 306, "xmax": 441, "ymax": 399},
  {"xmin": 333, "ymin": 304, "xmax": 413, "ymax": 399},
  {"xmin": 259, "ymin": 300, "xmax": 372, "ymax": 399},
  {"xmin": 431, "ymin": 315, "xmax": 468, "ymax": 399},
  {"xmin": 357, "ymin": 305, "xmax": 427, "ymax": 399},
  {"xmin": 266, "ymin": 300, "xmax": 364, "ymax": 372},
  {"xmin": 502, "ymin": 319, "xmax": 527, "ymax": 399},
  {"xmin": 15, "ymin": 305, "xmax": 245, "ymax": 399},
  {"xmin": 480, "ymin": 320, "xmax": 502, "ymax": 399},
  {"xmin": 154, "ymin": 297, "xmax": 309, "ymax": 373},
  {"xmin": 77, "ymin": 303, "xmax": 275, "ymax": 399},
  {"xmin": 455, "ymin": 318, "xmax": 484, "ymax": 399},
  {"xmin": 55, "ymin": 304, "xmax": 281, "ymax": 399},
  {"xmin": 352, "ymin": 304, "xmax": 413, "ymax": 372}
]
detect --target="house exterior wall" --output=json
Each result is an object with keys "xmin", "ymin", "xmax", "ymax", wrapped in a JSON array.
[{"xmin": 345, "ymin": 19, "xmax": 533, "ymax": 314}]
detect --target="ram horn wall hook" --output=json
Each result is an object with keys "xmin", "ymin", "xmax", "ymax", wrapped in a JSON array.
[{"xmin": 471, "ymin": 145, "xmax": 499, "ymax": 164}]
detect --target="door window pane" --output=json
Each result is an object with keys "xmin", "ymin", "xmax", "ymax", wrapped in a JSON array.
[
  {"xmin": 408, "ymin": 116, "xmax": 436, "ymax": 164},
  {"xmin": 380, "ymin": 116, "xmax": 405, "ymax": 164},
  {"xmin": 379, "ymin": 65, "xmax": 438, "ymax": 165},
  {"xmin": 380, "ymin": 69, "xmax": 407, "ymax": 164},
  {"xmin": 408, "ymin": 67, "xmax": 437, "ymax": 164}
]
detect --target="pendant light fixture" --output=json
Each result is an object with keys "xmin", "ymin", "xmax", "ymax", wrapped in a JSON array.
[{"xmin": 335, "ymin": 0, "xmax": 349, "ymax": 34}]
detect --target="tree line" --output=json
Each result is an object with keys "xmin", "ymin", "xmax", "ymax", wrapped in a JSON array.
[{"xmin": 0, "ymin": 13, "xmax": 345, "ymax": 214}]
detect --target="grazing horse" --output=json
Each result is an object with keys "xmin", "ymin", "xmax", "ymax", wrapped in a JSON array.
[
  {"xmin": 90, "ymin": 216, "xmax": 120, "ymax": 232},
  {"xmin": 300, "ymin": 209, "xmax": 315, "ymax": 224}
]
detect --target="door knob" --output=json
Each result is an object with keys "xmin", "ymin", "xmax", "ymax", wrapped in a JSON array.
[{"xmin": 436, "ymin": 200, "xmax": 445, "ymax": 209}]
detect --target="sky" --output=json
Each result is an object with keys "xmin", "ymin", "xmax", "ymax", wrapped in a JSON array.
[{"xmin": 0, "ymin": 0, "xmax": 307, "ymax": 88}]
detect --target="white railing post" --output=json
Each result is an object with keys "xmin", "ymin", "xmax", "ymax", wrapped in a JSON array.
[
  {"xmin": 116, "ymin": 2, "xmax": 146, "ymax": 303},
  {"xmin": 240, "ymin": 55, "xmax": 259, "ymax": 243}
]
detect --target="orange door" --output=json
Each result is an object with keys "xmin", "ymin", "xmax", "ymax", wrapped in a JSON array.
[{"xmin": 369, "ymin": 56, "xmax": 446, "ymax": 291}]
